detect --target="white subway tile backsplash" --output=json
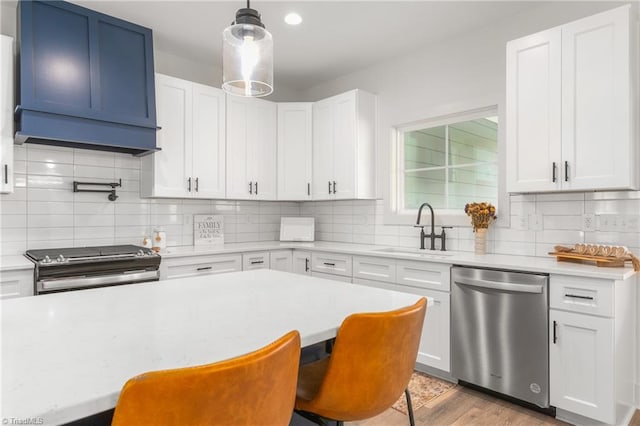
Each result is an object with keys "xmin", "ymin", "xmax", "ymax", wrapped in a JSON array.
[
  {"xmin": 27, "ymin": 147, "xmax": 74, "ymax": 164},
  {"xmin": 28, "ymin": 201, "xmax": 73, "ymax": 215},
  {"xmin": 27, "ymin": 162, "xmax": 74, "ymax": 177},
  {"xmin": 74, "ymin": 150, "xmax": 115, "ymax": 168},
  {"xmin": 28, "ymin": 215, "xmax": 73, "ymax": 228},
  {"xmin": 27, "ymin": 175, "xmax": 73, "ymax": 190},
  {"xmin": 74, "ymin": 215, "xmax": 115, "ymax": 228},
  {"xmin": 74, "ymin": 165, "xmax": 115, "ymax": 180}
]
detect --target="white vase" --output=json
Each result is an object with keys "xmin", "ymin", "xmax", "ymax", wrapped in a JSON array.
[{"xmin": 474, "ymin": 228, "xmax": 487, "ymax": 255}]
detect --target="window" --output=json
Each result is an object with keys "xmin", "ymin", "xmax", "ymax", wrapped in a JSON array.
[{"xmin": 396, "ymin": 110, "xmax": 498, "ymax": 215}]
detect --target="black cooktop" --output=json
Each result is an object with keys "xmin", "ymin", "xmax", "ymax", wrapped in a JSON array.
[{"xmin": 25, "ymin": 245, "xmax": 152, "ymax": 262}]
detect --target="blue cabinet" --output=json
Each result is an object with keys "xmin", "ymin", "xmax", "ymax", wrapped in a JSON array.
[{"xmin": 16, "ymin": 0, "xmax": 158, "ymax": 155}]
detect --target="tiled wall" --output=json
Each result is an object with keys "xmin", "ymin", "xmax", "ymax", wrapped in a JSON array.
[
  {"xmin": 0, "ymin": 144, "xmax": 300, "ymax": 256},
  {"xmin": 2, "ymin": 144, "xmax": 639, "ymax": 258},
  {"xmin": 302, "ymin": 192, "xmax": 640, "ymax": 257}
]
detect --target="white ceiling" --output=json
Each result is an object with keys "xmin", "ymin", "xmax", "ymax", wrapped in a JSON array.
[{"xmin": 68, "ymin": 2, "xmax": 539, "ymax": 90}]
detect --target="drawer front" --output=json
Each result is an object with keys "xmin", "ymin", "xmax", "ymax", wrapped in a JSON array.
[
  {"xmin": 396, "ymin": 260, "xmax": 451, "ymax": 291},
  {"xmin": 550, "ymin": 275, "xmax": 613, "ymax": 317},
  {"xmin": 165, "ymin": 255, "xmax": 242, "ymax": 280},
  {"xmin": 243, "ymin": 252, "xmax": 271, "ymax": 270},
  {"xmin": 312, "ymin": 271, "xmax": 352, "ymax": 283},
  {"xmin": 270, "ymin": 250, "xmax": 293, "ymax": 273},
  {"xmin": 0, "ymin": 269, "xmax": 34, "ymax": 299},
  {"xmin": 311, "ymin": 252, "xmax": 352, "ymax": 277},
  {"xmin": 353, "ymin": 256, "xmax": 396, "ymax": 283}
]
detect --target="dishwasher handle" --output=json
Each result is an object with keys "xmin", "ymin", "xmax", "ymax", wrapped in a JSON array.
[{"xmin": 454, "ymin": 277, "xmax": 543, "ymax": 294}]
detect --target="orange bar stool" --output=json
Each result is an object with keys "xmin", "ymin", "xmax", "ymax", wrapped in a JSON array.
[
  {"xmin": 111, "ymin": 330, "xmax": 301, "ymax": 426},
  {"xmin": 295, "ymin": 298, "xmax": 427, "ymax": 426}
]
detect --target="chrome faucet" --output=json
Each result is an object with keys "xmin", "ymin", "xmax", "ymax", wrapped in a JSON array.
[{"xmin": 415, "ymin": 202, "xmax": 451, "ymax": 251}]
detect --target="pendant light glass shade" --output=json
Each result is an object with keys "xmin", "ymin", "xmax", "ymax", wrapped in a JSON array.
[{"xmin": 222, "ymin": 6, "xmax": 273, "ymax": 97}]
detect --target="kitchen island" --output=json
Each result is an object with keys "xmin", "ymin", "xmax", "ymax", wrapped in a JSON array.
[{"xmin": 0, "ymin": 269, "xmax": 421, "ymax": 425}]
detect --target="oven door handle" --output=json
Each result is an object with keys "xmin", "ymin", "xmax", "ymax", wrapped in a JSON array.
[
  {"xmin": 38, "ymin": 270, "xmax": 160, "ymax": 292},
  {"xmin": 454, "ymin": 277, "xmax": 543, "ymax": 294}
]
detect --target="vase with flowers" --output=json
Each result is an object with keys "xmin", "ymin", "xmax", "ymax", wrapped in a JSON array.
[{"xmin": 464, "ymin": 202, "xmax": 497, "ymax": 255}]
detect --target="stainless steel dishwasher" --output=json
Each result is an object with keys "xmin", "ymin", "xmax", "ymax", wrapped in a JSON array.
[{"xmin": 451, "ymin": 266, "xmax": 550, "ymax": 409}]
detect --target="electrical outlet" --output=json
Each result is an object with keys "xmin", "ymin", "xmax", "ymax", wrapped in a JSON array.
[
  {"xmin": 516, "ymin": 215, "xmax": 529, "ymax": 230},
  {"xmin": 528, "ymin": 213, "xmax": 543, "ymax": 231},
  {"xmin": 582, "ymin": 214, "xmax": 596, "ymax": 232}
]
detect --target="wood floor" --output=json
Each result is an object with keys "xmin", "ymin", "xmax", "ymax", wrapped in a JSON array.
[{"xmin": 348, "ymin": 385, "xmax": 566, "ymax": 426}]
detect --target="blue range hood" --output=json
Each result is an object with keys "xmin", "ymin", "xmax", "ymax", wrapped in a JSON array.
[{"xmin": 15, "ymin": 0, "xmax": 159, "ymax": 156}]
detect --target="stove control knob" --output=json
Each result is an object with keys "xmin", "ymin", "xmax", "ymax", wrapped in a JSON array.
[
  {"xmin": 43, "ymin": 255, "xmax": 52, "ymax": 264},
  {"xmin": 137, "ymin": 249, "xmax": 145, "ymax": 257},
  {"xmin": 57, "ymin": 254, "xmax": 65, "ymax": 263}
]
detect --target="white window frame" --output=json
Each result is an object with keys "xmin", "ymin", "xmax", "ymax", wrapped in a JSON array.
[{"xmin": 385, "ymin": 105, "xmax": 507, "ymax": 227}]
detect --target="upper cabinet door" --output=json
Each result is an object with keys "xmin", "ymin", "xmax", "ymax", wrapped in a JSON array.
[
  {"xmin": 0, "ymin": 35, "xmax": 14, "ymax": 194},
  {"xmin": 312, "ymin": 98, "xmax": 335, "ymax": 200},
  {"xmin": 192, "ymin": 83, "xmax": 226, "ymax": 199},
  {"xmin": 226, "ymin": 95, "xmax": 252, "ymax": 200},
  {"xmin": 277, "ymin": 103, "xmax": 313, "ymax": 200},
  {"xmin": 561, "ymin": 6, "xmax": 632, "ymax": 191},
  {"xmin": 506, "ymin": 28, "xmax": 562, "ymax": 193},
  {"xmin": 332, "ymin": 91, "xmax": 357, "ymax": 199},
  {"xmin": 148, "ymin": 74, "xmax": 192, "ymax": 198},
  {"xmin": 248, "ymin": 98, "xmax": 277, "ymax": 200}
]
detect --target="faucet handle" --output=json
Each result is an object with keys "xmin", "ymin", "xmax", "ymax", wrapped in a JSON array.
[{"xmin": 413, "ymin": 224, "xmax": 425, "ymax": 228}]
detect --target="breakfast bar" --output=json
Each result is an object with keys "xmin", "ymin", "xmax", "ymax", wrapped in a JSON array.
[{"xmin": 1, "ymin": 269, "xmax": 421, "ymax": 425}]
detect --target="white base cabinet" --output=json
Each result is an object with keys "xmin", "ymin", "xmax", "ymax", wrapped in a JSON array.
[
  {"xmin": 0, "ymin": 269, "xmax": 33, "ymax": 299},
  {"xmin": 270, "ymin": 250, "xmax": 292, "ymax": 273},
  {"xmin": 292, "ymin": 250, "xmax": 312, "ymax": 275},
  {"xmin": 161, "ymin": 254, "xmax": 242, "ymax": 280},
  {"xmin": 242, "ymin": 252, "xmax": 270, "ymax": 270}
]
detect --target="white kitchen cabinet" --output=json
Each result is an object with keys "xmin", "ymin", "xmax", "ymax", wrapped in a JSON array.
[
  {"xmin": 141, "ymin": 74, "xmax": 226, "ymax": 199},
  {"xmin": 277, "ymin": 103, "xmax": 313, "ymax": 200},
  {"xmin": 396, "ymin": 260, "xmax": 451, "ymax": 292},
  {"xmin": 292, "ymin": 250, "xmax": 312, "ymax": 276},
  {"xmin": 270, "ymin": 250, "xmax": 292, "ymax": 273},
  {"xmin": 312, "ymin": 271, "xmax": 352, "ymax": 283},
  {"xmin": 549, "ymin": 310, "xmax": 614, "ymax": 423},
  {"xmin": 1, "ymin": 35, "xmax": 14, "ymax": 194},
  {"xmin": 548, "ymin": 273, "xmax": 635, "ymax": 425},
  {"xmin": 506, "ymin": 5, "xmax": 637, "ymax": 193},
  {"xmin": 161, "ymin": 254, "xmax": 241, "ymax": 280},
  {"xmin": 311, "ymin": 252, "xmax": 352, "ymax": 277},
  {"xmin": 312, "ymin": 90, "xmax": 376, "ymax": 200},
  {"xmin": 352, "ymin": 256, "xmax": 396, "ymax": 283},
  {"xmin": 0, "ymin": 269, "xmax": 33, "ymax": 299},
  {"xmin": 242, "ymin": 252, "xmax": 270, "ymax": 270},
  {"xmin": 226, "ymin": 95, "xmax": 277, "ymax": 200},
  {"xmin": 352, "ymin": 278, "xmax": 450, "ymax": 372}
]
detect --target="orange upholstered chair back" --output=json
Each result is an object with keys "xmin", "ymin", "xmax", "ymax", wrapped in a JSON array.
[
  {"xmin": 304, "ymin": 298, "xmax": 427, "ymax": 421},
  {"xmin": 111, "ymin": 330, "xmax": 301, "ymax": 426}
]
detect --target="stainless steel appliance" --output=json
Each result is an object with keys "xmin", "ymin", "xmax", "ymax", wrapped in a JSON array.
[
  {"xmin": 451, "ymin": 266, "xmax": 550, "ymax": 408},
  {"xmin": 25, "ymin": 245, "xmax": 161, "ymax": 295}
]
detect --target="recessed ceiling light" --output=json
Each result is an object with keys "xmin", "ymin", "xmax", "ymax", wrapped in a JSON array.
[{"xmin": 284, "ymin": 12, "xmax": 302, "ymax": 26}]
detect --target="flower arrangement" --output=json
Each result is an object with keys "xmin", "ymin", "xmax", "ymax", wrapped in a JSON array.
[{"xmin": 464, "ymin": 202, "xmax": 497, "ymax": 232}]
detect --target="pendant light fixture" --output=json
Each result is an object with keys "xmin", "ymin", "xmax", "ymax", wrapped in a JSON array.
[{"xmin": 222, "ymin": 0, "xmax": 273, "ymax": 97}]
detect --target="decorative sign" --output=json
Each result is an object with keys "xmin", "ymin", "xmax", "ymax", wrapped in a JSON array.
[{"xmin": 194, "ymin": 215, "xmax": 224, "ymax": 246}]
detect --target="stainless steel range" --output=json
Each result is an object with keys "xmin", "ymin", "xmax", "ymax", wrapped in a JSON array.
[{"xmin": 25, "ymin": 245, "xmax": 161, "ymax": 295}]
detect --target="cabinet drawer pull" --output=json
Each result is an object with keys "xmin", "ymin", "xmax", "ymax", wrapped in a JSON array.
[
  {"xmin": 564, "ymin": 293, "xmax": 594, "ymax": 300},
  {"xmin": 305, "ymin": 258, "xmax": 309, "ymax": 272},
  {"xmin": 553, "ymin": 320, "xmax": 558, "ymax": 344},
  {"xmin": 323, "ymin": 262, "xmax": 335, "ymax": 266},
  {"xmin": 564, "ymin": 161, "xmax": 569, "ymax": 182},
  {"xmin": 552, "ymin": 162, "xmax": 557, "ymax": 183},
  {"xmin": 249, "ymin": 182, "xmax": 253, "ymax": 194},
  {"xmin": 250, "ymin": 260, "xmax": 264, "ymax": 265},
  {"xmin": 187, "ymin": 177, "xmax": 192, "ymax": 192},
  {"xmin": 196, "ymin": 266, "xmax": 212, "ymax": 271}
]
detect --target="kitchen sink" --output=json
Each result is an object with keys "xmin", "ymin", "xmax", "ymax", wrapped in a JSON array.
[{"xmin": 371, "ymin": 247, "xmax": 454, "ymax": 258}]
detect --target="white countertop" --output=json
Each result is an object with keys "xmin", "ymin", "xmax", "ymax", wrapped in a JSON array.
[
  {"xmin": 0, "ymin": 255, "xmax": 34, "ymax": 272},
  {"xmin": 1, "ymin": 270, "xmax": 420, "ymax": 425},
  {"xmin": 162, "ymin": 241, "xmax": 637, "ymax": 280},
  {"xmin": 2, "ymin": 240, "xmax": 636, "ymax": 279}
]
